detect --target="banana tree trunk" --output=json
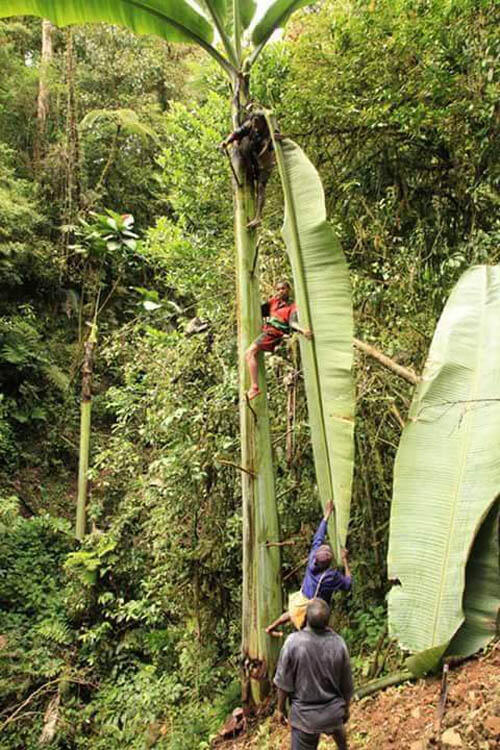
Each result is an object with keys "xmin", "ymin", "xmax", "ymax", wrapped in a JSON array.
[
  {"xmin": 76, "ymin": 323, "xmax": 97, "ymax": 540},
  {"xmin": 231, "ymin": 89, "xmax": 282, "ymax": 704}
]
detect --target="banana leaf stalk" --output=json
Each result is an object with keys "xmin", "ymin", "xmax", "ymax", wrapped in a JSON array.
[{"xmin": 269, "ymin": 126, "xmax": 355, "ymax": 558}]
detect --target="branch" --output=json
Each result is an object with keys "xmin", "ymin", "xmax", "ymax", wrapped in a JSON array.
[
  {"xmin": 215, "ymin": 457, "xmax": 256, "ymax": 478},
  {"xmin": 283, "ymin": 555, "xmax": 308, "ymax": 581},
  {"xmin": 389, "ymin": 403, "xmax": 406, "ymax": 429},
  {"xmin": 1, "ymin": 679, "xmax": 59, "ymax": 729},
  {"xmin": 263, "ymin": 539, "xmax": 297, "ymax": 548},
  {"xmin": 354, "ymin": 338, "xmax": 421, "ymax": 385}
]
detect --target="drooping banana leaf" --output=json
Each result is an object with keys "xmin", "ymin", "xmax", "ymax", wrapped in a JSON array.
[
  {"xmin": 270, "ymin": 131, "xmax": 355, "ymax": 557},
  {"xmin": 447, "ymin": 497, "xmax": 499, "ymax": 658},
  {"xmin": 0, "ymin": 1, "xmax": 237, "ymax": 74},
  {"xmin": 388, "ymin": 265, "xmax": 500, "ymax": 672}
]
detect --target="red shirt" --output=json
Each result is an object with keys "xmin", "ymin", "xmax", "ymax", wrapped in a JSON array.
[{"xmin": 262, "ymin": 296, "xmax": 297, "ymax": 335}]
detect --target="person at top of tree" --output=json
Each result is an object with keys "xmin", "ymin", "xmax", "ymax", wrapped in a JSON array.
[
  {"xmin": 265, "ymin": 501, "xmax": 352, "ymax": 637},
  {"xmin": 245, "ymin": 280, "xmax": 312, "ymax": 401},
  {"xmin": 220, "ymin": 110, "xmax": 277, "ymax": 229}
]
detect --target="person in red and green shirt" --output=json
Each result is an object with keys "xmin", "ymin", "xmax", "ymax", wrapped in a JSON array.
[{"xmin": 245, "ymin": 280, "xmax": 313, "ymax": 400}]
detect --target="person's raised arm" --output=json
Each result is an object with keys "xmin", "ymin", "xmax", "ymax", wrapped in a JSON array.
[
  {"xmin": 307, "ymin": 500, "xmax": 334, "ymax": 567},
  {"xmin": 220, "ymin": 122, "xmax": 251, "ymax": 149},
  {"xmin": 290, "ymin": 310, "xmax": 313, "ymax": 339},
  {"xmin": 341, "ymin": 548, "xmax": 351, "ymax": 579}
]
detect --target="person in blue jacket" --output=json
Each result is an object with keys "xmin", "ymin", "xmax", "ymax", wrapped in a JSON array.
[{"xmin": 265, "ymin": 501, "xmax": 351, "ymax": 637}]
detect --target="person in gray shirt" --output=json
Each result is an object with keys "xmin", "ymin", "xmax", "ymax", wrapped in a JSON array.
[{"xmin": 274, "ymin": 598, "xmax": 353, "ymax": 750}]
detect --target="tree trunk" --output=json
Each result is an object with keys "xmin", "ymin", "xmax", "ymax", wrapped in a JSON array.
[
  {"xmin": 232, "ymin": 83, "xmax": 282, "ymax": 704},
  {"xmin": 34, "ymin": 19, "xmax": 54, "ymax": 167},
  {"xmin": 62, "ymin": 29, "xmax": 81, "ymax": 253},
  {"xmin": 76, "ymin": 324, "xmax": 97, "ymax": 540}
]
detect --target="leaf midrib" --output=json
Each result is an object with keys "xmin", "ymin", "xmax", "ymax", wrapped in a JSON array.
[{"xmin": 429, "ymin": 271, "xmax": 487, "ymax": 645}]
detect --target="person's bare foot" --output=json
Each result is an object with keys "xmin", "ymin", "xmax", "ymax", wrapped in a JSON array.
[{"xmin": 247, "ymin": 385, "xmax": 261, "ymax": 400}]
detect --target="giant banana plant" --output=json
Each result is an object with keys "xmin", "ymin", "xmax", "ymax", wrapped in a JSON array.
[
  {"xmin": 388, "ymin": 265, "xmax": 500, "ymax": 674},
  {"xmin": 1, "ymin": 0, "xmax": 321, "ymax": 702},
  {"xmin": 270, "ymin": 132, "xmax": 355, "ymax": 560}
]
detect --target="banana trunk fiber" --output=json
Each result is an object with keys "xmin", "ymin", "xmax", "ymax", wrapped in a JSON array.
[
  {"xmin": 232, "ymin": 96, "xmax": 282, "ymax": 705},
  {"xmin": 76, "ymin": 325, "xmax": 97, "ymax": 540}
]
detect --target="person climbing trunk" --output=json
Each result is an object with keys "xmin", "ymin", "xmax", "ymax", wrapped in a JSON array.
[
  {"xmin": 245, "ymin": 280, "xmax": 312, "ymax": 400},
  {"xmin": 266, "ymin": 501, "xmax": 351, "ymax": 637}
]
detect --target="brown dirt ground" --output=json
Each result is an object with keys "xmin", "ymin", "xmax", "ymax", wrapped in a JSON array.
[{"xmin": 217, "ymin": 642, "xmax": 499, "ymax": 750}]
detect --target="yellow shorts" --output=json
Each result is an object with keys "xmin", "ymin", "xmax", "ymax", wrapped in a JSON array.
[{"xmin": 288, "ymin": 590, "xmax": 311, "ymax": 630}]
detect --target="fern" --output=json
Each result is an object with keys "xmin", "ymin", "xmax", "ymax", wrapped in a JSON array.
[
  {"xmin": 0, "ymin": 317, "xmax": 40, "ymax": 365},
  {"xmin": 41, "ymin": 364, "xmax": 70, "ymax": 392},
  {"xmin": 80, "ymin": 108, "xmax": 158, "ymax": 142},
  {"xmin": 35, "ymin": 619, "xmax": 73, "ymax": 646}
]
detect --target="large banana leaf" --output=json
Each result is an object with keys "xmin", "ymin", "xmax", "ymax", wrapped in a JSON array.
[
  {"xmin": 2, "ymin": 1, "xmax": 314, "ymax": 72},
  {"xmin": 0, "ymin": 1, "xmax": 211, "ymax": 41},
  {"xmin": 270, "ymin": 133, "xmax": 355, "ymax": 557},
  {"xmin": 0, "ymin": 0, "xmax": 239, "ymax": 72},
  {"xmin": 388, "ymin": 265, "xmax": 500, "ymax": 668}
]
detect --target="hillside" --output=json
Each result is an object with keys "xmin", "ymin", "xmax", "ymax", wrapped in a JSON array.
[{"xmin": 221, "ymin": 644, "xmax": 499, "ymax": 749}]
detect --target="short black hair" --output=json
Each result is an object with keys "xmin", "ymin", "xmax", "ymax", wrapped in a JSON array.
[
  {"xmin": 276, "ymin": 280, "xmax": 291, "ymax": 288},
  {"xmin": 306, "ymin": 598, "xmax": 330, "ymax": 630}
]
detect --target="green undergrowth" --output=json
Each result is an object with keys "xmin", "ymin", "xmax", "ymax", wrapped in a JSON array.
[{"xmin": 0, "ymin": 502, "xmax": 242, "ymax": 749}]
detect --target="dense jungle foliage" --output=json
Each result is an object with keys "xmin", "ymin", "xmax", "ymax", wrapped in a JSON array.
[{"xmin": 0, "ymin": 1, "xmax": 498, "ymax": 747}]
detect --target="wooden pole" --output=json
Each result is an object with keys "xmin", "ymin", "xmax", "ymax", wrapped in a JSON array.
[{"xmin": 354, "ymin": 337, "xmax": 421, "ymax": 385}]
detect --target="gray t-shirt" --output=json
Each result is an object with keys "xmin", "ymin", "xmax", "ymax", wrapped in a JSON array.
[{"xmin": 274, "ymin": 627, "xmax": 354, "ymax": 734}]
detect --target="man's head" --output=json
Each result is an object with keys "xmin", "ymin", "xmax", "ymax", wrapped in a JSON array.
[
  {"xmin": 315, "ymin": 543, "xmax": 333, "ymax": 571},
  {"xmin": 275, "ymin": 280, "xmax": 291, "ymax": 301},
  {"xmin": 250, "ymin": 111, "xmax": 267, "ymax": 134},
  {"xmin": 306, "ymin": 598, "xmax": 331, "ymax": 630}
]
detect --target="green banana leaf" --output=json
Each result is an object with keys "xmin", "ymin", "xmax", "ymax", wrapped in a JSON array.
[
  {"xmin": 252, "ymin": 0, "xmax": 310, "ymax": 46},
  {"xmin": 2, "ymin": 1, "xmax": 312, "ymax": 73},
  {"xmin": 388, "ymin": 265, "xmax": 500, "ymax": 669},
  {"xmin": 200, "ymin": 0, "xmax": 255, "ymax": 27},
  {"xmin": 0, "ymin": 1, "xmax": 240, "ymax": 72},
  {"xmin": 446, "ymin": 497, "xmax": 499, "ymax": 658},
  {"xmin": 270, "ymin": 133, "xmax": 355, "ymax": 556},
  {"xmin": 238, "ymin": 0, "xmax": 257, "ymax": 29},
  {"xmin": 0, "ymin": 1, "xmax": 212, "ymax": 42}
]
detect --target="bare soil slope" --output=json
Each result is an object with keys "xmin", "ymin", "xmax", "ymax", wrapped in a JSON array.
[{"xmin": 220, "ymin": 643, "xmax": 499, "ymax": 749}]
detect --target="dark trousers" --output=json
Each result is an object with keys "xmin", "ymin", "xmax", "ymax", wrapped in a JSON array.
[{"xmin": 291, "ymin": 726, "xmax": 347, "ymax": 750}]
